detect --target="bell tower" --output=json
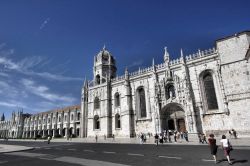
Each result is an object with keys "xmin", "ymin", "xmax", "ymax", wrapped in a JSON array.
[{"xmin": 93, "ymin": 46, "xmax": 117, "ymax": 85}]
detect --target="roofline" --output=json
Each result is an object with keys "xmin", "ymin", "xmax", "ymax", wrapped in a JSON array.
[
  {"xmin": 30, "ymin": 105, "xmax": 81, "ymax": 117},
  {"xmin": 216, "ymin": 30, "xmax": 250, "ymax": 43}
]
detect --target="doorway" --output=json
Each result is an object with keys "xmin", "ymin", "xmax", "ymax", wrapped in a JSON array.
[{"xmin": 160, "ymin": 103, "xmax": 186, "ymax": 132}]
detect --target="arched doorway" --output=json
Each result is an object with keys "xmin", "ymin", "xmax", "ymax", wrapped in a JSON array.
[{"xmin": 160, "ymin": 103, "xmax": 186, "ymax": 132}]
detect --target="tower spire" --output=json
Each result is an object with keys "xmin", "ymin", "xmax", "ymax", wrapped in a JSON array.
[
  {"xmin": 164, "ymin": 46, "xmax": 170, "ymax": 63},
  {"xmin": 180, "ymin": 48, "xmax": 184, "ymax": 58},
  {"xmin": 1, "ymin": 113, "xmax": 5, "ymax": 121}
]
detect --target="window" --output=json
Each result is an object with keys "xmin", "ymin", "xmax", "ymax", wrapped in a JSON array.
[
  {"xmin": 202, "ymin": 72, "xmax": 218, "ymax": 110},
  {"xmin": 76, "ymin": 128, "xmax": 80, "ymax": 136},
  {"xmin": 71, "ymin": 114, "xmax": 74, "ymax": 121},
  {"xmin": 53, "ymin": 117, "xmax": 55, "ymax": 123},
  {"xmin": 115, "ymin": 114, "xmax": 121, "ymax": 129},
  {"xmin": 58, "ymin": 116, "xmax": 61, "ymax": 122},
  {"xmin": 95, "ymin": 74, "xmax": 100, "ymax": 85},
  {"xmin": 48, "ymin": 118, "xmax": 50, "ymax": 123},
  {"xmin": 94, "ymin": 97, "xmax": 100, "ymax": 109},
  {"xmin": 64, "ymin": 115, "xmax": 67, "ymax": 121},
  {"xmin": 77, "ymin": 112, "xmax": 80, "ymax": 120},
  {"xmin": 166, "ymin": 84, "xmax": 176, "ymax": 100},
  {"xmin": 137, "ymin": 87, "xmax": 147, "ymax": 118},
  {"xmin": 94, "ymin": 115, "xmax": 100, "ymax": 130},
  {"xmin": 115, "ymin": 92, "xmax": 120, "ymax": 107}
]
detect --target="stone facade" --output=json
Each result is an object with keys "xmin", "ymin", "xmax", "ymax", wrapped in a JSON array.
[
  {"xmin": 81, "ymin": 31, "xmax": 250, "ymax": 138},
  {"xmin": 0, "ymin": 111, "xmax": 29, "ymax": 138},
  {"xmin": 1, "ymin": 31, "xmax": 249, "ymax": 139},
  {"xmin": 0, "ymin": 105, "xmax": 81, "ymax": 139},
  {"xmin": 22, "ymin": 105, "xmax": 81, "ymax": 139}
]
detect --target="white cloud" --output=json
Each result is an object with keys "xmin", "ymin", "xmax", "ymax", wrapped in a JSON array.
[
  {"xmin": 21, "ymin": 78, "xmax": 76, "ymax": 103},
  {"xmin": 0, "ymin": 79, "xmax": 19, "ymax": 98},
  {"xmin": 128, "ymin": 59, "xmax": 143, "ymax": 68},
  {"xmin": 0, "ymin": 72, "xmax": 9, "ymax": 77},
  {"xmin": 0, "ymin": 55, "xmax": 82, "ymax": 81},
  {"xmin": 0, "ymin": 80, "xmax": 9, "ymax": 88},
  {"xmin": 18, "ymin": 56, "xmax": 44, "ymax": 70},
  {"xmin": 39, "ymin": 17, "xmax": 50, "ymax": 30},
  {"xmin": 0, "ymin": 56, "xmax": 20, "ymax": 71},
  {"xmin": 0, "ymin": 100, "xmax": 28, "ymax": 109},
  {"xmin": 0, "ymin": 101, "xmax": 17, "ymax": 107}
]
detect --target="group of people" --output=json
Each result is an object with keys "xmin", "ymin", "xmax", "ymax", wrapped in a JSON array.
[
  {"xmin": 198, "ymin": 133, "xmax": 208, "ymax": 144},
  {"xmin": 208, "ymin": 134, "xmax": 234, "ymax": 165},
  {"xmin": 154, "ymin": 130, "xmax": 189, "ymax": 146}
]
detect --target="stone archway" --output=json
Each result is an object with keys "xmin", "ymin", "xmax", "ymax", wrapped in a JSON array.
[{"xmin": 160, "ymin": 103, "xmax": 186, "ymax": 132}]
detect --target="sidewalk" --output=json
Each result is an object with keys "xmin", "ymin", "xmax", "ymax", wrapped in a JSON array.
[
  {"xmin": 4, "ymin": 136, "xmax": 250, "ymax": 147},
  {"xmin": 0, "ymin": 144, "xmax": 34, "ymax": 153}
]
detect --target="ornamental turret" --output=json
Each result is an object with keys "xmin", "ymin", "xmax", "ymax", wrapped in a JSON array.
[{"xmin": 93, "ymin": 46, "xmax": 117, "ymax": 85}]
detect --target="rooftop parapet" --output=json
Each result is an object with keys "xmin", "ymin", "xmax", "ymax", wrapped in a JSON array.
[
  {"xmin": 89, "ymin": 47, "xmax": 217, "ymax": 86},
  {"xmin": 185, "ymin": 47, "xmax": 217, "ymax": 62}
]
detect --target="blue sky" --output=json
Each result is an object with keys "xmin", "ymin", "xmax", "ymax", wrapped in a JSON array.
[{"xmin": 0, "ymin": 0, "xmax": 249, "ymax": 119}]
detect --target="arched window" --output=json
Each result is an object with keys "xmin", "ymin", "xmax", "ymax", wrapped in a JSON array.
[
  {"xmin": 77, "ymin": 112, "xmax": 80, "ymax": 120},
  {"xmin": 95, "ymin": 74, "xmax": 100, "ymax": 85},
  {"xmin": 166, "ymin": 84, "xmax": 176, "ymax": 100},
  {"xmin": 201, "ymin": 72, "xmax": 218, "ymax": 110},
  {"xmin": 94, "ymin": 115, "xmax": 100, "ymax": 130},
  {"xmin": 115, "ymin": 114, "xmax": 121, "ymax": 129},
  {"xmin": 114, "ymin": 92, "xmax": 120, "ymax": 107},
  {"xmin": 94, "ymin": 97, "xmax": 100, "ymax": 109},
  {"xmin": 137, "ymin": 87, "xmax": 147, "ymax": 118}
]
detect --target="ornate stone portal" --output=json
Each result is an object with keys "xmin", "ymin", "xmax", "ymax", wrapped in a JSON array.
[{"xmin": 160, "ymin": 103, "xmax": 186, "ymax": 132}]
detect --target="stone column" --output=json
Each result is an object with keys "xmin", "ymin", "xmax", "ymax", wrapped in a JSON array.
[{"xmin": 53, "ymin": 129, "xmax": 55, "ymax": 137}]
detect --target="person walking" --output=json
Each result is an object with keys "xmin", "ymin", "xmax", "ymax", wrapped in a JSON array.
[
  {"xmin": 154, "ymin": 133, "xmax": 159, "ymax": 146},
  {"xmin": 229, "ymin": 130, "xmax": 232, "ymax": 138},
  {"xmin": 95, "ymin": 135, "xmax": 98, "ymax": 143},
  {"xmin": 47, "ymin": 136, "xmax": 51, "ymax": 144},
  {"xmin": 140, "ymin": 133, "xmax": 144, "ymax": 144},
  {"xmin": 198, "ymin": 133, "xmax": 202, "ymax": 143},
  {"xmin": 202, "ymin": 133, "xmax": 208, "ymax": 144},
  {"xmin": 167, "ymin": 130, "xmax": 171, "ymax": 142},
  {"xmin": 159, "ymin": 133, "xmax": 164, "ymax": 144},
  {"xmin": 220, "ymin": 135, "xmax": 233, "ymax": 165},
  {"xmin": 184, "ymin": 131, "xmax": 189, "ymax": 142},
  {"xmin": 208, "ymin": 134, "xmax": 218, "ymax": 164},
  {"xmin": 232, "ymin": 129, "xmax": 237, "ymax": 139},
  {"xmin": 174, "ymin": 131, "xmax": 177, "ymax": 142}
]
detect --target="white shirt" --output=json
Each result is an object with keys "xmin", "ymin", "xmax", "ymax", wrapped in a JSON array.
[{"xmin": 220, "ymin": 139, "xmax": 229, "ymax": 147}]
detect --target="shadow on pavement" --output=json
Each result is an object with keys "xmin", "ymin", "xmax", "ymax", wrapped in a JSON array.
[{"xmin": 232, "ymin": 159, "xmax": 248, "ymax": 164}]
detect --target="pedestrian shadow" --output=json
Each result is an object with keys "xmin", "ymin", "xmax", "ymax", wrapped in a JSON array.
[
  {"xmin": 216, "ymin": 159, "xmax": 227, "ymax": 164},
  {"xmin": 216, "ymin": 159, "xmax": 248, "ymax": 164},
  {"xmin": 232, "ymin": 159, "xmax": 248, "ymax": 164}
]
